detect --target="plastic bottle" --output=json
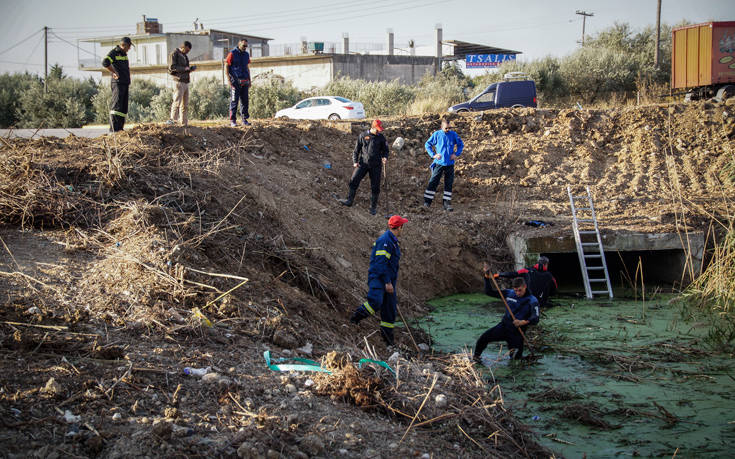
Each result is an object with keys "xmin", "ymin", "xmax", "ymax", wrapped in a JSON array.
[{"xmin": 183, "ymin": 366, "xmax": 210, "ymax": 377}]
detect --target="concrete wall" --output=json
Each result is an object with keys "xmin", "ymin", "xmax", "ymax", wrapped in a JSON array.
[
  {"xmin": 93, "ymin": 53, "xmax": 439, "ymax": 90},
  {"xmin": 332, "ymin": 54, "xmax": 436, "ymax": 85}
]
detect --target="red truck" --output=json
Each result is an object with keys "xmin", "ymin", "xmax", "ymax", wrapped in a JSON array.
[{"xmin": 671, "ymin": 21, "xmax": 735, "ymax": 101}]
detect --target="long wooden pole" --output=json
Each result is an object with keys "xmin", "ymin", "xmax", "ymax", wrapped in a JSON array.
[{"xmin": 488, "ymin": 275, "xmax": 533, "ymax": 354}]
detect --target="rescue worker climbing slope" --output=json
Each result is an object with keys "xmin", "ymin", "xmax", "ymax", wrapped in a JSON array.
[
  {"xmin": 102, "ymin": 37, "xmax": 132, "ymax": 132},
  {"xmin": 339, "ymin": 119, "xmax": 390, "ymax": 215},
  {"xmin": 350, "ymin": 215, "xmax": 408, "ymax": 345},
  {"xmin": 474, "ymin": 264, "xmax": 539, "ymax": 361},
  {"xmin": 494, "ymin": 256, "xmax": 557, "ymax": 308}
]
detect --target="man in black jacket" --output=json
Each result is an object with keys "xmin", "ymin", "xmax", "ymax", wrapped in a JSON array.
[
  {"xmin": 339, "ymin": 119, "xmax": 389, "ymax": 215},
  {"xmin": 102, "ymin": 37, "xmax": 132, "ymax": 132},
  {"xmin": 493, "ymin": 256, "xmax": 557, "ymax": 308}
]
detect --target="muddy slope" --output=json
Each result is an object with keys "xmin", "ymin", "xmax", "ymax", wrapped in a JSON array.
[{"xmin": 0, "ymin": 100, "xmax": 732, "ymax": 458}]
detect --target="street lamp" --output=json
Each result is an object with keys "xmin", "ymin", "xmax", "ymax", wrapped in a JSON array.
[{"xmin": 216, "ymin": 38, "xmax": 230, "ymax": 86}]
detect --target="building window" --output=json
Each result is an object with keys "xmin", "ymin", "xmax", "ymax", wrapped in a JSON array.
[
  {"xmin": 156, "ymin": 44, "xmax": 161, "ymax": 65},
  {"xmin": 142, "ymin": 46, "xmax": 148, "ymax": 65}
]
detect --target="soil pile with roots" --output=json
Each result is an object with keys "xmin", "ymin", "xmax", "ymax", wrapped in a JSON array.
[{"xmin": 0, "ymin": 99, "xmax": 732, "ymax": 457}]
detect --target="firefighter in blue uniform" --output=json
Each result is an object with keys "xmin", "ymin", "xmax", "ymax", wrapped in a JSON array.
[
  {"xmin": 102, "ymin": 37, "xmax": 132, "ymax": 132},
  {"xmin": 350, "ymin": 215, "xmax": 408, "ymax": 346},
  {"xmin": 474, "ymin": 263, "xmax": 540, "ymax": 361},
  {"xmin": 225, "ymin": 38, "xmax": 251, "ymax": 126}
]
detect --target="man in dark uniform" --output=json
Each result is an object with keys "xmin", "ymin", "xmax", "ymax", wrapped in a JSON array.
[
  {"xmin": 339, "ymin": 119, "xmax": 389, "ymax": 215},
  {"xmin": 474, "ymin": 265, "xmax": 540, "ymax": 361},
  {"xmin": 225, "ymin": 38, "xmax": 251, "ymax": 127},
  {"xmin": 102, "ymin": 37, "xmax": 132, "ymax": 132},
  {"xmin": 492, "ymin": 256, "xmax": 557, "ymax": 308},
  {"xmin": 350, "ymin": 215, "xmax": 408, "ymax": 346}
]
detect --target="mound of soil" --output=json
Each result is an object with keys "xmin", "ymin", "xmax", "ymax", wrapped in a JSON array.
[{"xmin": 0, "ymin": 99, "xmax": 732, "ymax": 457}]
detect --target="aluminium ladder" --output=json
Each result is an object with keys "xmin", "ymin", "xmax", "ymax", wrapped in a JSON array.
[{"xmin": 567, "ymin": 186, "xmax": 613, "ymax": 299}]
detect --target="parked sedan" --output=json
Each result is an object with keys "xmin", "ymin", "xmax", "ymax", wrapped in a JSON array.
[{"xmin": 275, "ymin": 96, "xmax": 365, "ymax": 120}]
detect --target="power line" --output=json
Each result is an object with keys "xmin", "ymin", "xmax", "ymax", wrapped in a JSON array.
[
  {"xmin": 0, "ymin": 28, "xmax": 43, "ymax": 56},
  {"xmin": 50, "ymin": 31, "xmax": 98, "ymax": 58},
  {"xmin": 24, "ymin": 32, "xmax": 45, "ymax": 66},
  {"xmin": 217, "ymin": 0, "xmax": 456, "ymax": 35}
]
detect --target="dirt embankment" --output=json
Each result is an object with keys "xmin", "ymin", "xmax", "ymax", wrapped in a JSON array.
[{"xmin": 0, "ymin": 100, "xmax": 733, "ymax": 458}]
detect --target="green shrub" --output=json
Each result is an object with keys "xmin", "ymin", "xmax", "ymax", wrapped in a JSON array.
[
  {"xmin": 189, "ymin": 77, "xmax": 229, "ymax": 120},
  {"xmin": 0, "ymin": 73, "xmax": 38, "ymax": 128},
  {"xmin": 249, "ymin": 77, "xmax": 305, "ymax": 119},
  {"xmin": 16, "ymin": 66, "xmax": 98, "ymax": 128}
]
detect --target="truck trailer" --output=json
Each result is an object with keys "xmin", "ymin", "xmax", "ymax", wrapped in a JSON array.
[{"xmin": 671, "ymin": 21, "xmax": 735, "ymax": 101}]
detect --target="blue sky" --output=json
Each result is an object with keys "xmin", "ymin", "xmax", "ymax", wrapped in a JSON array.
[{"xmin": 0, "ymin": 0, "xmax": 732, "ymax": 78}]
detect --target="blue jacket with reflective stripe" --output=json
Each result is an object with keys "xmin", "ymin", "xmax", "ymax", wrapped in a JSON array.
[
  {"xmin": 368, "ymin": 230, "xmax": 401, "ymax": 285},
  {"xmin": 425, "ymin": 129, "xmax": 464, "ymax": 166},
  {"xmin": 484, "ymin": 278, "xmax": 540, "ymax": 329}
]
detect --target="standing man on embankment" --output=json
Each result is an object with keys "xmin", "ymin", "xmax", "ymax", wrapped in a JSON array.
[
  {"xmin": 167, "ymin": 41, "xmax": 196, "ymax": 126},
  {"xmin": 422, "ymin": 117, "xmax": 464, "ymax": 211},
  {"xmin": 338, "ymin": 119, "xmax": 389, "ymax": 215},
  {"xmin": 102, "ymin": 37, "xmax": 132, "ymax": 132},
  {"xmin": 350, "ymin": 215, "xmax": 408, "ymax": 346},
  {"xmin": 226, "ymin": 38, "xmax": 251, "ymax": 127}
]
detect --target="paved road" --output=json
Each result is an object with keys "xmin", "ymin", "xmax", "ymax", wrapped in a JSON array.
[{"xmin": 0, "ymin": 128, "xmax": 110, "ymax": 139}]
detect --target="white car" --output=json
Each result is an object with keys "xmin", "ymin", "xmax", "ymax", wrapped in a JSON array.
[{"xmin": 275, "ymin": 96, "xmax": 365, "ymax": 120}]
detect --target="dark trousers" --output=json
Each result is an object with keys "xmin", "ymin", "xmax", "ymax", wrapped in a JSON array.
[
  {"xmin": 349, "ymin": 163, "xmax": 382, "ymax": 196},
  {"xmin": 423, "ymin": 164, "xmax": 454, "ymax": 205},
  {"xmin": 474, "ymin": 323, "xmax": 525, "ymax": 359},
  {"xmin": 351, "ymin": 277, "xmax": 397, "ymax": 345},
  {"xmin": 229, "ymin": 84, "xmax": 249, "ymax": 122},
  {"xmin": 109, "ymin": 82, "xmax": 129, "ymax": 132}
]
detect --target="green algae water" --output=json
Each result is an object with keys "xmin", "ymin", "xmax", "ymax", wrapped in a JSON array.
[{"xmin": 420, "ymin": 294, "xmax": 735, "ymax": 458}]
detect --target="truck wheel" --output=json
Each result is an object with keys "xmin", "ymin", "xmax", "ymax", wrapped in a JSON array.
[
  {"xmin": 511, "ymin": 104, "xmax": 525, "ymax": 108},
  {"xmin": 715, "ymin": 85, "xmax": 735, "ymax": 102},
  {"xmin": 456, "ymin": 109, "xmax": 468, "ymax": 113},
  {"xmin": 328, "ymin": 114, "xmax": 341, "ymax": 120}
]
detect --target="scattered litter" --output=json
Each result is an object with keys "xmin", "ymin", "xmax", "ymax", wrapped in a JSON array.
[
  {"xmin": 296, "ymin": 342, "xmax": 313, "ymax": 356},
  {"xmin": 304, "ymin": 379, "xmax": 314, "ymax": 387},
  {"xmin": 264, "ymin": 351, "xmax": 330, "ymax": 373},
  {"xmin": 525, "ymin": 220, "xmax": 553, "ymax": 228},
  {"xmin": 435, "ymin": 394, "xmax": 448, "ymax": 408},
  {"xmin": 10, "ymin": 408, "xmax": 21, "ymax": 417},
  {"xmin": 191, "ymin": 307, "xmax": 213, "ymax": 327},
  {"xmin": 322, "ymin": 161, "xmax": 331, "ymax": 169},
  {"xmin": 183, "ymin": 366, "xmax": 211, "ymax": 377},
  {"xmin": 112, "ymin": 413, "xmax": 122, "ymax": 422},
  {"xmin": 392, "ymin": 137, "xmax": 405, "ymax": 151},
  {"xmin": 418, "ymin": 343, "xmax": 430, "ymax": 351},
  {"xmin": 532, "ymin": 415, "xmax": 541, "ymax": 421},
  {"xmin": 357, "ymin": 358, "xmax": 395, "ymax": 376},
  {"xmin": 62, "ymin": 410, "xmax": 81, "ymax": 424},
  {"xmin": 388, "ymin": 352, "xmax": 400, "ymax": 362},
  {"xmin": 25, "ymin": 306, "xmax": 41, "ymax": 315}
]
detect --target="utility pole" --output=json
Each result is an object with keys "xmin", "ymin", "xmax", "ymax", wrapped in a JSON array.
[
  {"xmin": 654, "ymin": 0, "xmax": 662, "ymax": 67},
  {"xmin": 575, "ymin": 10, "xmax": 594, "ymax": 46},
  {"xmin": 43, "ymin": 26, "xmax": 48, "ymax": 92}
]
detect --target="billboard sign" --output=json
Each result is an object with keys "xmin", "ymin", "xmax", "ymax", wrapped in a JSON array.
[{"xmin": 466, "ymin": 54, "xmax": 516, "ymax": 68}]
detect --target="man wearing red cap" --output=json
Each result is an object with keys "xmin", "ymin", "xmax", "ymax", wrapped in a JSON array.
[
  {"xmin": 350, "ymin": 215, "xmax": 408, "ymax": 346},
  {"xmin": 339, "ymin": 119, "xmax": 390, "ymax": 215}
]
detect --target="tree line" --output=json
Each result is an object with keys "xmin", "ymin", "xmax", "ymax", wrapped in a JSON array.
[{"xmin": 0, "ymin": 22, "xmax": 676, "ymax": 128}]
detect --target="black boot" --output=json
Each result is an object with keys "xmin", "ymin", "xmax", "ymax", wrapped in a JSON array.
[
  {"xmin": 443, "ymin": 200, "xmax": 453, "ymax": 212},
  {"xmin": 339, "ymin": 188, "xmax": 356, "ymax": 207},
  {"xmin": 350, "ymin": 307, "xmax": 369, "ymax": 324},
  {"xmin": 369, "ymin": 193, "xmax": 379, "ymax": 215}
]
